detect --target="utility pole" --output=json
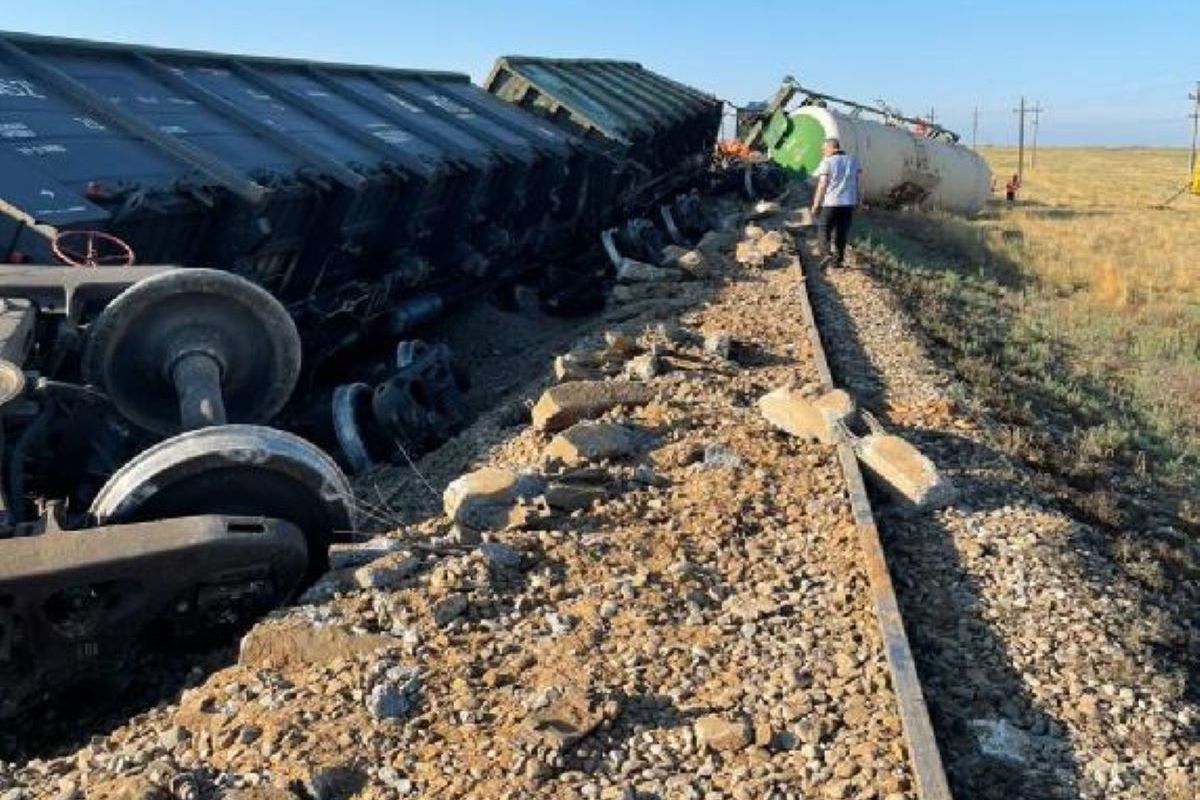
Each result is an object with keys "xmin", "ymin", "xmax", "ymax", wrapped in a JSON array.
[
  {"xmin": 971, "ymin": 105, "xmax": 979, "ymax": 149},
  {"xmin": 1030, "ymin": 103, "xmax": 1045, "ymax": 168},
  {"xmin": 1189, "ymin": 81, "xmax": 1199, "ymax": 174},
  {"xmin": 1013, "ymin": 96, "xmax": 1027, "ymax": 181}
]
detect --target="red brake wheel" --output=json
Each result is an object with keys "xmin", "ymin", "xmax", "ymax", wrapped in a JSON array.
[{"xmin": 51, "ymin": 230, "xmax": 136, "ymax": 268}]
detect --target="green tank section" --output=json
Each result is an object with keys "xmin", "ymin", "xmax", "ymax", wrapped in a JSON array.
[{"xmin": 763, "ymin": 111, "xmax": 826, "ymax": 178}]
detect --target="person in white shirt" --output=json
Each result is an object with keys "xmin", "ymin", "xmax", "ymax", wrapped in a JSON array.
[{"xmin": 809, "ymin": 137, "xmax": 862, "ymax": 267}]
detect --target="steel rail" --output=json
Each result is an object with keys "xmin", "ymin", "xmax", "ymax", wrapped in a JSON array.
[{"xmin": 793, "ymin": 240, "xmax": 954, "ymax": 800}]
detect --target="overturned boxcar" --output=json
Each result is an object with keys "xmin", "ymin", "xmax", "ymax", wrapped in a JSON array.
[
  {"xmin": 485, "ymin": 56, "xmax": 729, "ymax": 263},
  {"xmin": 0, "ymin": 33, "xmax": 726, "ymax": 717}
]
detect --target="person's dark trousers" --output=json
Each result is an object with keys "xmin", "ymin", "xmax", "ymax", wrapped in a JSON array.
[{"xmin": 817, "ymin": 205, "xmax": 854, "ymax": 265}]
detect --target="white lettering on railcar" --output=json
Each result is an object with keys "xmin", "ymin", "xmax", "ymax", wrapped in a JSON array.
[
  {"xmin": 372, "ymin": 127, "xmax": 413, "ymax": 145},
  {"xmin": 386, "ymin": 93, "xmax": 424, "ymax": 114},
  {"xmin": 17, "ymin": 144, "xmax": 67, "ymax": 156},
  {"xmin": 136, "ymin": 95, "xmax": 161, "ymax": 104},
  {"xmin": 423, "ymin": 93, "xmax": 472, "ymax": 118},
  {"xmin": 159, "ymin": 125, "xmax": 189, "ymax": 134},
  {"xmin": 35, "ymin": 204, "xmax": 89, "ymax": 216},
  {"xmin": 0, "ymin": 79, "xmax": 46, "ymax": 99},
  {"xmin": 0, "ymin": 122, "xmax": 35, "ymax": 139},
  {"xmin": 305, "ymin": 89, "xmax": 331, "ymax": 98},
  {"xmin": 167, "ymin": 97, "xmax": 198, "ymax": 106},
  {"xmin": 73, "ymin": 117, "xmax": 107, "ymax": 131}
]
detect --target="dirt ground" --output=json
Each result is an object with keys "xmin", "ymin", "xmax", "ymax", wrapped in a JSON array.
[{"xmin": 0, "ymin": 199, "xmax": 917, "ymax": 800}]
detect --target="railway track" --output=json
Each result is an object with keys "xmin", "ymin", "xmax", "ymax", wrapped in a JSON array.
[
  {"xmin": 793, "ymin": 231, "xmax": 951, "ymax": 800},
  {"xmin": 0, "ymin": 196, "xmax": 953, "ymax": 800}
]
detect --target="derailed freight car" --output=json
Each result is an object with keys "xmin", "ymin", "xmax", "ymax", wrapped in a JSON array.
[
  {"xmin": 485, "ymin": 56, "xmax": 728, "ymax": 263},
  {"xmin": 0, "ymin": 34, "xmax": 725, "ymax": 717},
  {"xmin": 486, "ymin": 56, "xmax": 723, "ymax": 207},
  {"xmin": 0, "ymin": 34, "xmax": 600, "ymax": 314}
]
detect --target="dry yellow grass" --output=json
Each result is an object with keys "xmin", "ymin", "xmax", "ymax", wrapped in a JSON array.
[
  {"xmin": 856, "ymin": 147, "xmax": 1198, "ymax": 518},
  {"xmin": 979, "ymin": 147, "xmax": 1199, "ymax": 307},
  {"xmin": 976, "ymin": 148, "xmax": 1199, "ymax": 459}
]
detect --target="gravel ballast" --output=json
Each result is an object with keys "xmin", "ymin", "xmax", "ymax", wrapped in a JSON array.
[
  {"xmin": 808, "ymin": 253, "xmax": 1197, "ymax": 800},
  {"xmin": 0, "ymin": 202, "xmax": 919, "ymax": 800}
]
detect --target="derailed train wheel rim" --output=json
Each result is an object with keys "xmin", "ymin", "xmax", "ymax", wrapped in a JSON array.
[
  {"xmin": 90, "ymin": 425, "xmax": 355, "ymax": 579},
  {"xmin": 81, "ymin": 269, "xmax": 302, "ymax": 436}
]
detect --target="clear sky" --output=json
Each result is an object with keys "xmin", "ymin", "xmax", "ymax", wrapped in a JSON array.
[{"xmin": 3, "ymin": 0, "xmax": 1196, "ymax": 146}]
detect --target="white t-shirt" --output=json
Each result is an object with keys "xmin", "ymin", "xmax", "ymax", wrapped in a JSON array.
[{"xmin": 813, "ymin": 152, "xmax": 860, "ymax": 207}]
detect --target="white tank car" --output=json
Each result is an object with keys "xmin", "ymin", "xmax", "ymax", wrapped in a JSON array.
[{"xmin": 772, "ymin": 106, "xmax": 992, "ymax": 215}]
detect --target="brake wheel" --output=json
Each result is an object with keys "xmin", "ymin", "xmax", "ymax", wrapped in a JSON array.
[{"xmin": 51, "ymin": 230, "xmax": 135, "ymax": 267}]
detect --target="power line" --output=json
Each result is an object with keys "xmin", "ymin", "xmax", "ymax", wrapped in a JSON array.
[
  {"xmin": 1189, "ymin": 81, "xmax": 1199, "ymax": 174},
  {"xmin": 1013, "ymin": 96, "xmax": 1027, "ymax": 181},
  {"xmin": 1029, "ymin": 103, "xmax": 1045, "ymax": 168}
]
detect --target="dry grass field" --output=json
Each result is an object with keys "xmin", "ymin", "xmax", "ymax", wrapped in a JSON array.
[
  {"xmin": 979, "ymin": 147, "xmax": 1199, "ymax": 465},
  {"xmin": 854, "ymin": 147, "xmax": 1199, "ymax": 526}
]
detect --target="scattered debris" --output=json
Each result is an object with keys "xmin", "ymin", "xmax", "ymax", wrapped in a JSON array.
[
  {"xmin": 747, "ymin": 200, "xmax": 781, "ymax": 220},
  {"xmin": 432, "ymin": 593, "xmax": 470, "ymax": 627},
  {"xmin": 543, "ymin": 482, "xmax": 609, "ymax": 511},
  {"xmin": 304, "ymin": 765, "xmax": 366, "ymax": 800},
  {"xmin": 603, "ymin": 330, "xmax": 640, "ymax": 358},
  {"xmin": 443, "ymin": 467, "xmax": 547, "ymax": 530},
  {"xmin": 238, "ymin": 622, "xmax": 397, "ymax": 671},
  {"xmin": 736, "ymin": 229, "xmax": 788, "ymax": 268},
  {"xmin": 661, "ymin": 246, "xmax": 709, "ymax": 276},
  {"xmin": 968, "ymin": 718, "xmax": 1033, "ymax": 766},
  {"xmin": 758, "ymin": 386, "xmax": 855, "ymax": 444},
  {"xmin": 703, "ymin": 332, "xmax": 733, "ymax": 360},
  {"xmin": 701, "ymin": 441, "xmax": 743, "ymax": 469},
  {"xmin": 531, "ymin": 380, "xmax": 655, "ymax": 432},
  {"xmin": 545, "ymin": 421, "xmax": 642, "ymax": 465},
  {"xmin": 622, "ymin": 351, "xmax": 662, "ymax": 381},
  {"xmin": 353, "ymin": 550, "xmax": 422, "ymax": 590},
  {"xmin": 554, "ymin": 351, "xmax": 606, "ymax": 382},
  {"xmin": 855, "ymin": 432, "xmax": 957, "ymax": 510},
  {"xmin": 328, "ymin": 535, "xmax": 410, "ymax": 570},
  {"xmin": 479, "ymin": 541, "xmax": 523, "ymax": 571},
  {"xmin": 695, "ymin": 715, "xmax": 753, "ymax": 752},
  {"xmin": 366, "ymin": 666, "xmax": 423, "ymax": 721}
]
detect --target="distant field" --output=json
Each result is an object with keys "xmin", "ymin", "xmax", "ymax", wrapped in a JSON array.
[
  {"xmin": 979, "ymin": 147, "xmax": 1199, "ymax": 464},
  {"xmin": 980, "ymin": 146, "xmax": 1198, "ymax": 307},
  {"xmin": 856, "ymin": 146, "xmax": 1199, "ymax": 523}
]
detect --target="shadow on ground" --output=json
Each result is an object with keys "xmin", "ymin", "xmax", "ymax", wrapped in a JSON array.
[
  {"xmin": 805, "ymin": 261, "xmax": 1082, "ymax": 799},
  {"xmin": 851, "ymin": 210, "xmax": 1199, "ymax": 716}
]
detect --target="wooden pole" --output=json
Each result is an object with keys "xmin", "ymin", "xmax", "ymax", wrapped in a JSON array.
[
  {"xmin": 1189, "ymin": 81, "xmax": 1199, "ymax": 175},
  {"xmin": 1013, "ymin": 96, "xmax": 1026, "ymax": 181},
  {"xmin": 1030, "ymin": 104, "xmax": 1044, "ymax": 168}
]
